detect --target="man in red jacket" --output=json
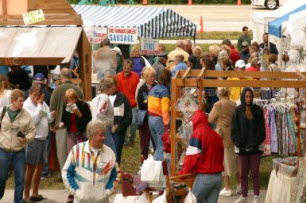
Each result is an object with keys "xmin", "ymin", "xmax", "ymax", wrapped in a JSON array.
[
  {"xmin": 179, "ymin": 109, "xmax": 224, "ymax": 203},
  {"xmin": 222, "ymin": 39, "xmax": 240, "ymax": 66},
  {"xmin": 116, "ymin": 59, "xmax": 140, "ymax": 147}
]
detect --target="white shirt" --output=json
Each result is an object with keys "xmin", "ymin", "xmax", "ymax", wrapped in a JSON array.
[
  {"xmin": 108, "ymin": 95, "xmax": 117, "ymax": 107},
  {"xmin": 23, "ymin": 97, "xmax": 54, "ymax": 139},
  {"xmin": 91, "ymin": 93, "xmax": 114, "ymax": 126},
  {"xmin": 0, "ymin": 90, "xmax": 11, "ymax": 109}
]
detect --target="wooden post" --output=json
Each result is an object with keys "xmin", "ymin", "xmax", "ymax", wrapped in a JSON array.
[
  {"xmin": 170, "ymin": 77, "xmax": 177, "ymax": 176},
  {"xmin": 77, "ymin": 29, "xmax": 92, "ymax": 101},
  {"xmin": 2, "ymin": 0, "xmax": 7, "ymax": 15}
]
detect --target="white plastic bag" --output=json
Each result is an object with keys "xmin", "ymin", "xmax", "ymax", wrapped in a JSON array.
[
  {"xmin": 183, "ymin": 188, "xmax": 197, "ymax": 203},
  {"xmin": 141, "ymin": 155, "xmax": 164, "ymax": 184},
  {"xmin": 136, "ymin": 193, "xmax": 149, "ymax": 203},
  {"xmin": 152, "ymin": 190, "xmax": 167, "ymax": 203}
]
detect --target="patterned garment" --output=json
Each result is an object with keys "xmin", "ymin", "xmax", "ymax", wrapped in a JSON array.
[
  {"xmin": 276, "ymin": 112, "xmax": 283, "ymax": 155},
  {"xmin": 269, "ymin": 107, "xmax": 278, "ymax": 153},
  {"xmin": 263, "ymin": 107, "xmax": 271, "ymax": 155}
]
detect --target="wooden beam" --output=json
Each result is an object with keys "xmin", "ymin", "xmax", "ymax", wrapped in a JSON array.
[
  {"xmin": 0, "ymin": 57, "xmax": 64, "ymax": 65},
  {"xmin": 177, "ymin": 70, "xmax": 306, "ymax": 79},
  {"xmin": 174, "ymin": 79, "xmax": 306, "ymax": 88}
]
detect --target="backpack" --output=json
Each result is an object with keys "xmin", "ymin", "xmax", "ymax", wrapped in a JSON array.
[{"xmin": 0, "ymin": 106, "xmax": 7, "ymax": 130}]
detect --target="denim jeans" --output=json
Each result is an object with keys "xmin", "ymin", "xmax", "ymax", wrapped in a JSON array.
[
  {"xmin": 125, "ymin": 107, "xmax": 137, "ymax": 143},
  {"xmin": 148, "ymin": 115, "xmax": 165, "ymax": 161},
  {"xmin": 104, "ymin": 126, "xmax": 117, "ymax": 156},
  {"xmin": 192, "ymin": 173, "xmax": 222, "ymax": 203},
  {"xmin": 0, "ymin": 148, "xmax": 25, "ymax": 203},
  {"xmin": 42, "ymin": 131, "xmax": 51, "ymax": 177},
  {"xmin": 112, "ymin": 130, "xmax": 126, "ymax": 165}
]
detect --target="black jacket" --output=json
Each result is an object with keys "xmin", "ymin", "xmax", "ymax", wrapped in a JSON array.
[
  {"xmin": 259, "ymin": 42, "xmax": 279, "ymax": 55},
  {"xmin": 62, "ymin": 101, "xmax": 92, "ymax": 134},
  {"xmin": 231, "ymin": 88, "xmax": 266, "ymax": 155},
  {"xmin": 137, "ymin": 82, "xmax": 157, "ymax": 122},
  {"xmin": 113, "ymin": 91, "xmax": 132, "ymax": 133}
]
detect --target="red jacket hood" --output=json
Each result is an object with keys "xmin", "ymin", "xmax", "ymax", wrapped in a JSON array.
[{"xmin": 191, "ymin": 110, "xmax": 209, "ymax": 131}]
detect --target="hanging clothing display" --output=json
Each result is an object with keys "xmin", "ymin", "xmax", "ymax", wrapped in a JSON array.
[{"xmin": 254, "ymin": 100, "xmax": 297, "ymax": 156}]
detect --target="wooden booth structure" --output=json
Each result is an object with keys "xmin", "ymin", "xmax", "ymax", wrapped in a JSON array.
[
  {"xmin": 169, "ymin": 69, "xmax": 306, "ymax": 193},
  {"xmin": 0, "ymin": 0, "xmax": 92, "ymax": 100}
]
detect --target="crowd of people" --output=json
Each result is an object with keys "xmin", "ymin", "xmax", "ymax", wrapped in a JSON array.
[{"xmin": 0, "ymin": 25, "xmax": 283, "ymax": 203}]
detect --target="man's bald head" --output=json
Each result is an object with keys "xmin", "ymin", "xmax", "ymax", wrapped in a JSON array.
[
  {"xmin": 176, "ymin": 40, "xmax": 184, "ymax": 48},
  {"xmin": 60, "ymin": 68, "xmax": 72, "ymax": 80}
]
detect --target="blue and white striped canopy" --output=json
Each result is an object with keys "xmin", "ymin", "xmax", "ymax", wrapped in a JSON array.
[{"xmin": 73, "ymin": 5, "xmax": 197, "ymax": 39}]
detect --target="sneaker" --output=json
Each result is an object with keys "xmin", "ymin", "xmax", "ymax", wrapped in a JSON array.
[
  {"xmin": 219, "ymin": 188, "xmax": 233, "ymax": 196},
  {"xmin": 234, "ymin": 195, "xmax": 247, "ymax": 203},
  {"xmin": 253, "ymin": 195, "xmax": 260, "ymax": 203},
  {"xmin": 236, "ymin": 184, "xmax": 242, "ymax": 194}
]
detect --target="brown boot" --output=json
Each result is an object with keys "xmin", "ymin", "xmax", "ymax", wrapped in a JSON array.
[{"xmin": 130, "ymin": 140, "xmax": 135, "ymax": 147}]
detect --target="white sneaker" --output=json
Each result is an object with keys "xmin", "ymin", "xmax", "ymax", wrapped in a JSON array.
[
  {"xmin": 236, "ymin": 184, "xmax": 242, "ymax": 194},
  {"xmin": 234, "ymin": 195, "xmax": 247, "ymax": 203},
  {"xmin": 253, "ymin": 195, "xmax": 260, "ymax": 203},
  {"xmin": 219, "ymin": 188, "xmax": 233, "ymax": 196}
]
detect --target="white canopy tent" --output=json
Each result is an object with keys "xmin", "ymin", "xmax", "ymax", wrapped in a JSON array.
[
  {"xmin": 252, "ymin": 0, "xmax": 305, "ymax": 43},
  {"xmin": 282, "ymin": 10, "xmax": 306, "ymax": 49}
]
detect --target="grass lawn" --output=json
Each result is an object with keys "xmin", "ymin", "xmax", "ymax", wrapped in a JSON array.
[
  {"xmin": 164, "ymin": 31, "xmax": 253, "ymax": 41},
  {"xmin": 7, "ymin": 133, "xmax": 275, "ymax": 190}
]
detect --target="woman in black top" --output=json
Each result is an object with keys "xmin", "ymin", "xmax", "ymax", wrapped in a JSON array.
[
  {"xmin": 60, "ymin": 88, "xmax": 92, "ymax": 153},
  {"xmin": 231, "ymin": 88, "xmax": 265, "ymax": 203}
]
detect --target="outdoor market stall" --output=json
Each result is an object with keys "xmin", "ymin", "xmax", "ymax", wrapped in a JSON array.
[
  {"xmin": 0, "ymin": 0, "xmax": 92, "ymax": 100},
  {"xmin": 169, "ymin": 69, "xmax": 306, "ymax": 202}
]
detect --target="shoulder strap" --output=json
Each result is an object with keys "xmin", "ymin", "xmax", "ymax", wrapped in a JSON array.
[{"xmin": 0, "ymin": 106, "xmax": 7, "ymax": 129}]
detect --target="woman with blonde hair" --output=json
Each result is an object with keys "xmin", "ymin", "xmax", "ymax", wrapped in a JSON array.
[
  {"xmin": 131, "ymin": 46, "xmax": 145, "ymax": 77},
  {"xmin": 208, "ymin": 87, "xmax": 240, "ymax": 197},
  {"xmin": 137, "ymin": 67, "xmax": 157, "ymax": 160},
  {"xmin": 60, "ymin": 89, "xmax": 92, "ymax": 153},
  {"xmin": 208, "ymin": 45, "xmax": 221, "ymax": 65},
  {"xmin": 0, "ymin": 75, "xmax": 11, "ymax": 108}
]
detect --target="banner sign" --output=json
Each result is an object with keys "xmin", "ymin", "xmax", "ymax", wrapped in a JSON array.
[
  {"xmin": 22, "ymin": 9, "xmax": 45, "ymax": 25},
  {"xmin": 108, "ymin": 27, "xmax": 138, "ymax": 44},
  {"xmin": 140, "ymin": 38, "xmax": 159, "ymax": 55},
  {"xmin": 84, "ymin": 27, "xmax": 108, "ymax": 45}
]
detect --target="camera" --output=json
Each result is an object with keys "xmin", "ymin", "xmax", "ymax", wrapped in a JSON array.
[{"xmin": 17, "ymin": 131, "xmax": 25, "ymax": 138}]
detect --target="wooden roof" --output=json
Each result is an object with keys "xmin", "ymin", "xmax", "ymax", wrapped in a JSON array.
[{"xmin": 0, "ymin": 0, "xmax": 83, "ymax": 26}]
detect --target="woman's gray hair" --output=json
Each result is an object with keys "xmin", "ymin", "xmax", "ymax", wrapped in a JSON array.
[
  {"xmin": 86, "ymin": 120, "xmax": 107, "ymax": 139},
  {"xmin": 99, "ymin": 77, "xmax": 114, "ymax": 92}
]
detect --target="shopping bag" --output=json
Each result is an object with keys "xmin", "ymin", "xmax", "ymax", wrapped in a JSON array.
[
  {"xmin": 183, "ymin": 188, "xmax": 197, "ymax": 203},
  {"xmin": 141, "ymin": 155, "xmax": 164, "ymax": 184},
  {"xmin": 152, "ymin": 190, "xmax": 167, "ymax": 203},
  {"xmin": 136, "ymin": 193, "xmax": 149, "ymax": 203}
]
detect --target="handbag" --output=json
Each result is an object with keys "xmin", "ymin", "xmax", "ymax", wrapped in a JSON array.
[
  {"xmin": 136, "ymin": 109, "xmax": 147, "ymax": 126},
  {"xmin": 214, "ymin": 102, "xmax": 224, "ymax": 138}
]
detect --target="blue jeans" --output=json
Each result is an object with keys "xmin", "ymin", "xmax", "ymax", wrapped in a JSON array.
[
  {"xmin": 0, "ymin": 148, "xmax": 25, "ymax": 203},
  {"xmin": 112, "ymin": 130, "xmax": 126, "ymax": 165},
  {"xmin": 148, "ymin": 115, "xmax": 165, "ymax": 161},
  {"xmin": 125, "ymin": 107, "xmax": 137, "ymax": 143},
  {"xmin": 104, "ymin": 126, "xmax": 117, "ymax": 156},
  {"xmin": 42, "ymin": 131, "xmax": 51, "ymax": 177},
  {"xmin": 192, "ymin": 173, "xmax": 222, "ymax": 203}
]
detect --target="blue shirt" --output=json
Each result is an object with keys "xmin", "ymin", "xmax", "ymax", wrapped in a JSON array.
[
  {"xmin": 0, "ymin": 66, "xmax": 9, "ymax": 75},
  {"xmin": 171, "ymin": 62, "xmax": 188, "ymax": 77}
]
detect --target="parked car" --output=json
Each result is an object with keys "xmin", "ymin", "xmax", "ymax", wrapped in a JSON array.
[{"xmin": 251, "ymin": 0, "xmax": 287, "ymax": 10}]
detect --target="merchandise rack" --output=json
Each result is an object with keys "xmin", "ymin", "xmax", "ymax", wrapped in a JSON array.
[{"xmin": 169, "ymin": 69, "xmax": 306, "ymax": 190}]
